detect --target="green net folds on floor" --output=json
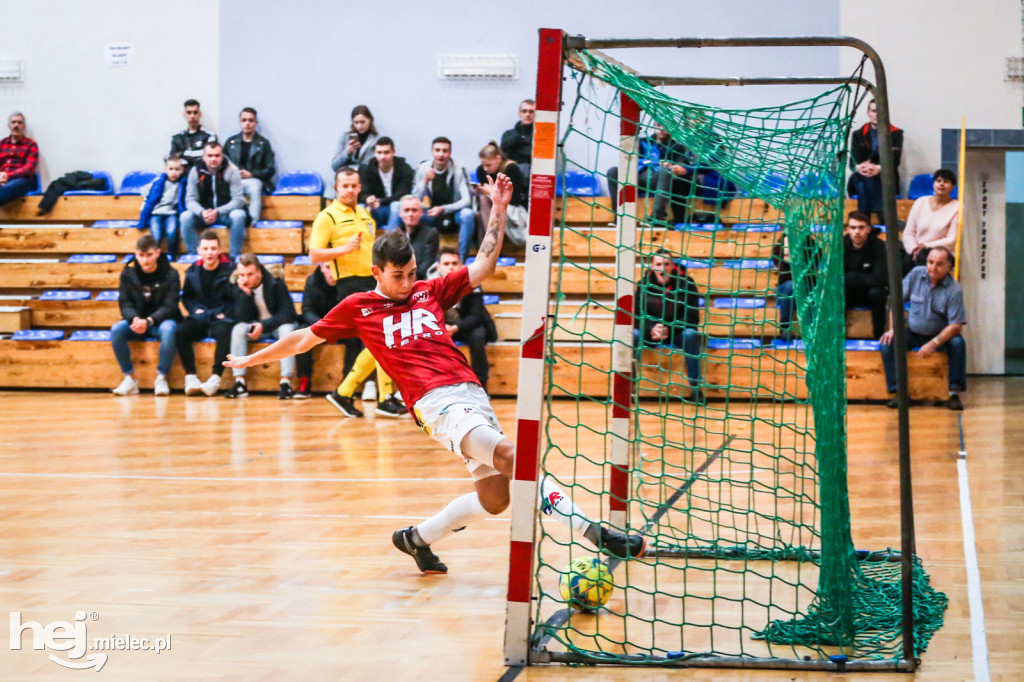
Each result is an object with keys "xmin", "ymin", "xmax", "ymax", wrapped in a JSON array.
[{"xmin": 531, "ymin": 49, "xmax": 947, "ymax": 666}]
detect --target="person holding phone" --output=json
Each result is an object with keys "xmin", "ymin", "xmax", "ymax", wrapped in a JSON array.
[{"xmin": 331, "ymin": 105, "xmax": 380, "ymax": 171}]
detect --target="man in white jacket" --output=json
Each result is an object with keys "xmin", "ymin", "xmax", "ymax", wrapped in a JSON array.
[{"xmin": 412, "ymin": 136, "xmax": 475, "ymax": 262}]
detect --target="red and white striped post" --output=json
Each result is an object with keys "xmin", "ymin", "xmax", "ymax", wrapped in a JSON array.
[
  {"xmin": 503, "ymin": 27, "xmax": 564, "ymax": 668},
  {"xmin": 609, "ymin": 94, "xmax": 640, "ymax": 531}
]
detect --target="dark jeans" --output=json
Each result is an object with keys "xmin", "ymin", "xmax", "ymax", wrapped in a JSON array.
[
  {"xmin": 110, "ymin": 318, "xmax": 177, "ymax": 376},
  {"xmin": 0, "ymin": 176, "xmax": 34, "ymax": 206},
  {"xmin": 606, "ymin": 166, "xmax": 656, "ymax": 215},
  {"xmin": 845, "ymin": 283, "xmax": 888, "ymax": 338},
  {"xmin": 880, "ymin": 328, "xmax": 967, "ymax": 393},
  {"xmin": 634, "ymin": 327, "xmax": 702, "ymax": 387},
  {"xmin": 851, "ymin": 172, "xmax": 883, "ymax": 216},
  {"xmin": 175, "ymin": 317, "xmax": 233, "ymax": 376},
  {"xmin": 453, "ymin": 326, "xmax": 489, "ymax": 388},
  {"xmin": 149, "ymin": 214, "xmax": 181, "ymax": 258},
  {"xmin": 776, "ymin": 279, "xmax": 795, "ymax": 328},
  {"xmin": 336, "ymin": 275, "xmax": 376, "ymax": 374}
]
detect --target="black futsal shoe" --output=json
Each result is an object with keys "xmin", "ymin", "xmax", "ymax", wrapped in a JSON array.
[
  {"xmin": 946, "ymin": 393, "xmax": 964, "ymax": 411},
  {"xmin": 375, "ymin": 396, "xmax": 406, "ymax": 418},
  {"xmin": 392, "ymin": 527, "xmax": 448, "ymax": 574},
  {"xmin": 597, "ymin": 525, "xmax": 647, "ymax": 560},
  {"xmin": 326, "ymin": 391, "xmax": 363, "ymax": 418}
]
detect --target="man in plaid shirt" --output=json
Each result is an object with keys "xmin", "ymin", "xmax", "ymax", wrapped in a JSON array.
[{"xmin": 0, "ymin": 112, "xmax": 39, "ymax": 206}]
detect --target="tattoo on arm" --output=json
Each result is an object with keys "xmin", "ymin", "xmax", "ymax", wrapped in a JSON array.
[{"xmin": 478, "ymin": 206, "xmax": 505, "ymax": 257}]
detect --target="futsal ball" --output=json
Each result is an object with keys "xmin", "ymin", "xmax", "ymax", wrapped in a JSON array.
[{"xmin": 559, "ymin": 557, "xmax": 614, "ymax": 611}]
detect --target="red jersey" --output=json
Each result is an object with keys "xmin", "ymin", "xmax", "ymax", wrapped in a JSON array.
[{"xmin": 310, "ymin": 265, "xmax": 481, "ymax": 409}]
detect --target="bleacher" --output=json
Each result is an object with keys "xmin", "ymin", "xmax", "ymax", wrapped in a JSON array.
[{"xmin": 0, "ymin": 179, "xmax": 948, "ymax": 400}]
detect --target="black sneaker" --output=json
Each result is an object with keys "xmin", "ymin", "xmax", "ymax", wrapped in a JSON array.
[
  {"xmin": 277, "ymin": 382, "xmax": 294, "ymax": 400},
  {"xmin": 886, "ymin": 396, "xmax": 898, "ymax": 409},
  {"xmin": 597, "ymin": 525, "xmax": 646, "ymax": 560},
  {"xmin": 375, "ymin": 396, "xmax": 406, "ymax": 418},
  {"xmin": 224, "ymin": 380, "xmax": 249, "ymax": 399},
  {"xmin": 946, "ymin": 393, "xmax": 964, "ymax": 411},
  {"xmin": 293, "ymin": 377, "xmax": 312, "ymax": 400},
  {"xmin": 326, "ymin": 390, "xmax": 363, "ymax": 418},
  {"xmin": 392, "ymin": 526, "xmax": 448, "ymax": 574}
]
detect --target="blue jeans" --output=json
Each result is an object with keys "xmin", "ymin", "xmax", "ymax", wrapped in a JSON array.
[
  {"xmin": 110, "ymin": 318, "xmax": 177, "ymax": 376},
  {"xmin": 149, "ymin": 214, "xmax": 180, "ymax": 258},
  {"xmin": 880, "ymin": 328, "xmax": 967, "ymax": 393},
  {"xmin": 634, "ymin": 326, "xmax": 702, "ymax": 387},
  {"xmin": 0, "ymin": 176, "xmax": 35, "ymax": 206},
  {"xmin": 181, "ymin": 209, "xmax": 248, "ymax": 258},
  {"xmin": 776, "ymin": 279, "xmax": 795, "ymax": 328},
  {"xmin": 370, "ymin": 201, "xmax": 403, "ymax": 231},
  {"xmin": 420, "ymin": 207, "xmax": 475, "ymax": 262}
]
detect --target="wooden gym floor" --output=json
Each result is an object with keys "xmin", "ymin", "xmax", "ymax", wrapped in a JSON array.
[{"xmin": 0, "ymin": 379, "xmax": 1021, "ymax": 681}]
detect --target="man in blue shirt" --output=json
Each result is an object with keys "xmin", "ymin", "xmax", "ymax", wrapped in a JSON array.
[{"xmin": 879, "ymin": 246, "xmax": 967, "ymax": 410}]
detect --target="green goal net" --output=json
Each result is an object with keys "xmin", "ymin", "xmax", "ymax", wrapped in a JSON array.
[{"xmin": 530, "ymin": 48, "xmax": 947, "ymax": 667}]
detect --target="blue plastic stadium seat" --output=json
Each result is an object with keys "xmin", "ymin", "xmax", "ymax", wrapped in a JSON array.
[
  {"xmin": 273, "ymin": 171, "xmax": 324, "ymax": 196},
  {"xmin": 772, "ymin": 338, "xmax": 806, "ymax": 350},
  {"xmin": 810, "ymin": 224, "xmax": 831, "ymax": 233},
  {"xmin": 674, "ymin": 222, "xmax": 720, "ymax": 232},
  {"xmin": 731, "ymin": 223, "xmax": 781, "ymax": 232},
  {"xmin": 555, "ymin": 171, "xmax": 602, "ymax": 198},
  {"xmin": 290, "ymin": 292, "xmax": 304, "ymax": 303},
  {"xmin": 117, "ymin": 171, "xmax": 158, "ymax": 195},
  {"xmin": 795, "ymin": 172, "xmax": 839, "ymax": 199},
  {"xmin": 254, "ymin": 220, "xmax": 303, "ymax": 229},
  {"xmin": 96, "ymin": 290, "xmax": 120, "ymax": 301},
  {"xmin": 67, "ymin": 254, "xmax": 117, "ymax": 263},
  {"xmin": 121, "ymin": 254, "xmax": 132, "ymax": 264},
  {"xmin": 39, "ymin": 290, "xmax": 91, "ymax": 301},
  {"xmin": 697, "ymin": 297, "xmax": 706, "ymax": 307},
  {"xmin": 469, "ymin": 169, "xmax": 479, "ymax": 184},
  {"xmin": 25, "ymin": 173, "xmax": 42, "ymax": 196},
  {"xmin": 12, "ymin": 329, "xmax": 64, "ymax": 341},
  {"xmin": 906, "ymin": 173, "xmax": 933, "ymax": 201},
  {"xmin": 63, "ymin": 171, "xmax": 114, "ymax": 196},
  {"xmin": 845, "ymin": 339, "xmax": 881, "ymax": 352},
  {"xmin": 176, "ymin": 254, "xmax": 200, "ymax": 264},
  {"xmin": 70, "ymin": 330, "xmax": 112, "ymax": 342},
  {"xmin": 707, "ymin": 338, "xmax": 761, "ymax": 350},
  {"xmin": 678, "ymin": 258, "xmax": 711, "ymax": 270},
  {"xmin": 465, "ymin": 256, "xmax": 515, "ymax": 266},
  {"xmin": 712, "ymin": 297, "xmax": 766, "ymax": 309},
  {"xmin": 874, "ymin": 224, "xmax": 887, "ymax": 233},
  {"xmin": 292, "ymin": 255, "xmax": 312, "ymax": 266},
  {"xmin": 91, "ymin": 219, "xmax": 139, "ymax": 229},
  {"xmin": 482, "ymin": 294, "xmax": 500, "ymax": 305},
  {"xmin": 256, "ymin": 255, "xmax": 284, "ymax": 265},
  {"xmin": 723, "ymin": 259, "xmax": 773, "ymax": 270}
]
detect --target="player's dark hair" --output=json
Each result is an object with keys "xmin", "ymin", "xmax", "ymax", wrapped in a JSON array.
[
  {"xmin": 136, "ymin": 234, "xmax": 158, "ymax": 252},
  {"xmin": 933, "ymin": 168, "xmax": 957, "ymax": 187},
  {"xmin": 240, "ymin": 106, "xmax": 257, "ymax": 118},
  {"xmin": 184, "ymin": 99, "xmax": 200, "ymax": 108},
  {"xmin": 375, "ymin": 136, "xmax": 395, "ymax": 150},
  {"xmin": 432, "ymin": 136, "xmax": 452, "ymax": 148},
  {"xmin": 847, "ymin": 210, "xmax": 871, "ymax": 226},
  {"xmin": 198, "ymin": 229, "xmax": 220, "ymax": 244},
  {"xmin": 437, "ymin": 246, "xmax": 459, "ymax": 260},
  {"xmin": 373, "ymin": 229, "xmax": 414, "ymax": 268}
]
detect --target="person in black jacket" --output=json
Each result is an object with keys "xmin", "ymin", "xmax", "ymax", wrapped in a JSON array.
[
  {"xmin": 223, "ymin": 107, "xmax": 276, "ymax": 224},
  {"xmin": 848, "ymin": 99, "xmax": 903, "ymax": 223},
  {"xmin": 397, "ymin": 195, "xmax": 439, "ymax": 281},
  {"xmin": 358, "ymin": 136, "xmax": 414, "ymax": 230},
  {"xmin": 634, "ymin": 250, "xmax": 704, "ymax": 400},
  {"xmin": 177, "ymin": 230, "xmax": 236, "ymax": 397},
  {"xmin": 225, "ymin": 253, "xmax": 298, "ymax": 399},
  {"xmin": 499, "ymin": 99, "xmax": 534, "ymax": 175},
  {"xmin": 844, "ymin": 211, "xmax": 888, "ymax": 338},
  {"xmin": 434, "ymin": 247, "xmax": 498, "ymax": 390},
  {"xmin": 169, "ymin": 99, "xmax": 217, "ymax": 174},
  {"xmin": 109, "ymin": 235, "xmax": 181, "ymax": 396},
  {"xmin": 294, "ymin": 262, "xmax": 339, "ymax": 399}
]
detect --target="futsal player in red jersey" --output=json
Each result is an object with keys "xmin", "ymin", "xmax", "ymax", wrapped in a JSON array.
[{"xmin": 225, "ymin": 174, "xmax": 645, "ymax": 573}]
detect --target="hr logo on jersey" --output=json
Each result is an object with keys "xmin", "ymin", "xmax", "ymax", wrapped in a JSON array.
[
  {"xmin": 412, "ymin": 291, "xmax": 429, "ymax": 303},
  {"xmin": 382, "ymin": 309, "xmax": 443, "ymax": 347},
  {"xmin": 542, "ymin": 491, "xmax": 563, "ymax": 516}
]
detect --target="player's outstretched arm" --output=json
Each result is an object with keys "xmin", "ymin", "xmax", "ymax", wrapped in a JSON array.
[
  {"xmin": 223, "ymin": 327, "xmax": 324, "ymax": 370},
  {"xmin": 468, "ymin": 173, "xmax": 512, "ymax": 287}
]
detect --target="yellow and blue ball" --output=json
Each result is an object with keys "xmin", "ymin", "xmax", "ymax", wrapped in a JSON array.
[{"xmin": 559, "ymin": 557, "xmax": 614, "ymax": 611}]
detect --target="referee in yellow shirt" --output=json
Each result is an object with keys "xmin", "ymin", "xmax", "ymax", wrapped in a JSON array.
[{"xmin": 309, "ymin": 167, "xmax": 377, "ymax": 377}]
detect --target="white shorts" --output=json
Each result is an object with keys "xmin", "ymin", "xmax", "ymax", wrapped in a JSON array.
[{"xmin": 414, "ymin": 382, "xmax": 505, "ymax": 481}]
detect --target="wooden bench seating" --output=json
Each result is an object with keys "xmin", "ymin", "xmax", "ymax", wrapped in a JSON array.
[
  {"xmin": 0, "ymin": 195, "xmax": 321, "ymax": 223},
  {"xmin": 0, "ymin": 225, "xmax": 306, "ymax": 255},
  {"xmin": 0, "ymin": 338, "xmax": 947, "ymax": 401}
]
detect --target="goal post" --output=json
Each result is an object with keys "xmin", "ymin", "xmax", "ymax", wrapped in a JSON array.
[{"xmin": 503, "ymin": 29, "xmax": 947, "ymax": 672}]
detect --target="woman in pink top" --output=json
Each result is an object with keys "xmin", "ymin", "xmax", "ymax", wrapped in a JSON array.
[{"xmin": 901, "ymin": 169, "xmax": 959, "ymax": 270}]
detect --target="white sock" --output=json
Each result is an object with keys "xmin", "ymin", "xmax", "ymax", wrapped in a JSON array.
[
  {"xmin": 416, "ymin": 492, "xmax": 491, "ymax": 546},
  {"xmin": 157, "ymin": 373, "xmax": 166, "ymax": 380},
  {"xmin": 539, "ymin": 476, "xmax": 592, "ymax": 534},
  {"xmin": 281, "ymin": 377, "xmax": 292, "ymax": 386}
]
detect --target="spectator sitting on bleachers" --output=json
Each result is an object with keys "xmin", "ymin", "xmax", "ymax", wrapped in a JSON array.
[
  {"xmin": 137, "ymin": 155, "xmax": 186, "ymax": 258},
  {"xmin": 844, "ymin": 210, "xmax": 888, "ymax": 338},
  {"xmin": 848, "ymin": 99, "xmax": 903, "ymax": 224},
  {"xmin": 433, "ymin": 247, "xmax": 498, "ymax": 391},
  {"xmin": 177, "ymin": 230, "xmax": 235, "ymax": 397},
  {"xmin": 772, "ymin": 230, "xmax": 818, "ymax": 340},
  {"xmin": 169, "ymin": 99, "xmax": 217, "ymax": 174},
  {"xmin": 294, "ymin": 262, "xmax": 339, "ymax": 399},
  {"xmin": 879, "ymin": 246, "xmax": 967, "ymax": 411},
  {"xmin": 474, "ymin": 142, "xmax": 528, "ymax": 253},
  {"xmin": 331, "ymin": 105, "xmax": 379, "ymax": 172},
  {"xmin": 181, "ymin": 141, "xmax": 248, "ymax": 258},
  {"xmin": 224, "ymin": 254, "xmax": 298, "ymax": 399},
  {"xmin": 358, "ymin": 136, "xmax": 414, "ymax": 230},
  {"xmin": 224, "ymin": 107, "xmax": 276, "ymax": 225},
  {"xmin": 607, "ymin": 125, "xmax": 694, "ymax": 222},
  {"xmin": 0, "ymin": 112, "xmax": 39, "ymax": 207},
  {"xmin": 500, "ymin": 99, "xmax": 534, "ymax": 176},
  {"xmin": 397, "ymin": 195, "xmax": 439, "ymax": 282},
  {"xmin": 413, "ymin": 136, "xmax": 474, "ymax": 262},
  {"xmin": 634, "ymin": 249, "xmax": 703, "ymax": 401},
  {"xmin": 901, "ymin": 169, "xmax": 959, "ymax": 273},
  {"xmin": 110, "ymin": 234, "xmax": 181, "ymax": 396}
]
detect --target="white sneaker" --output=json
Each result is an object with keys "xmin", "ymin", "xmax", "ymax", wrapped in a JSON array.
[
  {"xmin": 184, "ymin": 374, "xmax": 202, "ymax": 396},
  {"xmin": 361, "ymin": 380, "xmax": 377, "ymax": 402},
  {"xmin": 112, "ymin": 376, "xmax": 139, "ymax": 396},
  {"xmin": 154, "ymin": 375, "xmax": 170, "ymax": 396},
  {"xmin": 200, "ymin": 374, "xmax": 221, "ymax": 397}
]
